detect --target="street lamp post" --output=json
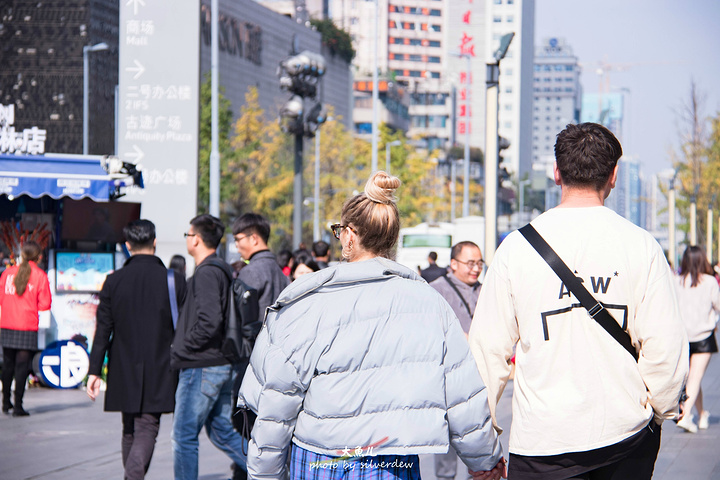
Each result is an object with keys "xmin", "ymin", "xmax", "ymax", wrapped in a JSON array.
[
  {"xmin": 708, "ymin": 196, "xmax": 716, "ymax": 261},
  {"xmin": 462, "ymin": 54, "xmax": 471, "ymax": 217},
  {"xmin": 314, "ymin": 116, "xmax": 334, "ymax": 242},
  {"xmin": 209, "ymin": 0, "xmax": 220, "ymax": 217},
  {"xmin": 450, "ymin": 52, "xmax": 472, "ymax": 218},
  {"xmin": 707, "ymin": 205, "xmax": 713, "ymax": 260},
  {"xmin": 518, "ymin": 178, "xmax": 531, "ymax": 227},
  {"xmin": 371, "ymin": 0, "xmax": 379, "ymax": 172},
  {"xmin": 484, "ymin": 33, "xmax": 514, "ymax": 264},
  {"xmin": 690, "ymin": 186, "xmax": 698, "ymax": 246},
  {"xmin": 83, "ymin": 42, "xmax": 109, "ymax": 155},
  {"xmin": 385, "ymin": 140, "xmax": 401, "ymax": 174},
  {"xmin": 668, "ymin": 172, "xmax": 677, "ymax": 270}
]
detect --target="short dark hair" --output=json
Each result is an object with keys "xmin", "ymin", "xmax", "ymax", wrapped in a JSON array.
[
  {"xmin": 451, "ymin": 241, "xmax": 480, "ymax": 260},
  {"xmin": 312, "ymin": 240, "xmax": 329, "ymax": 258},
  {"xmin": 428, "ymin": 251, "xmax": 438, "ymax": 262},
  {"xmin": 554, "ymin": 123, "xmax": 623, "ymax": 191},
  {"xmin": 123, "ymin": 219, "xmax": 156, "ymax": 249},
  {"xmin": 232, "ymin": 213, "xmax": 270, "ymax": 244},
  {"xmin": 190, "ymin": 214, "xmax": 225, "ymax": 249}
]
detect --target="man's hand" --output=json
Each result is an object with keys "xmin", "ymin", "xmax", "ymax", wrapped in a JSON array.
[
  {"xmin": 86, "ymin": 374, "xmax": 102, "ymax": 401},
  {"xmin": 469, "ymin": 457, "xmax": 507, "ymax": 480}
]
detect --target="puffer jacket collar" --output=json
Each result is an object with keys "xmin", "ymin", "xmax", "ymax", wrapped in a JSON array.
[{"xmin": 271, "ymin": 257, "xmax": 423, "ymax": 310}]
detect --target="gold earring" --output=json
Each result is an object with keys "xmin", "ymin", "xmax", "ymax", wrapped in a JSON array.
[{"xmin": 342, "ymin": 241, "xmax": 353, "ymax": 260}]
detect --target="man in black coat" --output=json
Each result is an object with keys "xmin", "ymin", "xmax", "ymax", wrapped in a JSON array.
[
  {"xmin": 420, "ymin": 251, "xmax": 447, "ymax": 283},
  {"xmin": 87, "ymin": 219, "xmax": 186, "ymax": 479}
]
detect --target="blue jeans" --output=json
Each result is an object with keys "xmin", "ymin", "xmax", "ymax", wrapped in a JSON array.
[{"xmin": 172, "ymin": 364, "xmax": 248, "ymax": 480}]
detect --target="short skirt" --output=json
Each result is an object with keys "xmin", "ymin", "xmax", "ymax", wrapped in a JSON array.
[
  {"xmin": 689, "ymin": 331, "xmax": 718, "ymax": 355},
  {"xmin": 0, "ymin": 328, "xmax": 39, "ymax": 351}
]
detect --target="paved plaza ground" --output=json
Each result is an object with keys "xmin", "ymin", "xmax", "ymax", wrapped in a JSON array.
[{"xmin": 1, "ymin": 357, "xmax": 719, "ymax": 479}]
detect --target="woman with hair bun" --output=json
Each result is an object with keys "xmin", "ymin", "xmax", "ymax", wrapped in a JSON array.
[
  {"xmin": 0, "ymin": 241, "xmax": 52, "ymax": 416},
  {"xmin": 675, "ymin": 245, "xmax": 720, "ymax": 433},
  {"xmin": 239, "ymin": 172, "xmax": 504, "ymax": 480}
]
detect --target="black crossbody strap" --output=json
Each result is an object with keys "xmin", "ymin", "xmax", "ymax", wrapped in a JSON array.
[
  {"xmin": 519, "ymin": 224, "xmax": 638, "ymax": 362},
  {"xmin": 442, "ymin": 274, "xmax": 473, "ymax": 319}
]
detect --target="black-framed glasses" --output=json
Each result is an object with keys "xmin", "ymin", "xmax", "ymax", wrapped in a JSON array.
[
  {"xmin": 454, "ymin": 258, "xmax": 484, "ymax": 269},
  {"xmin": 234, "ymin": 234, "xmax": 249, "ymax": 243},
  {"xmin": 330, "ymin": 223, "xmax": 356, "ymax": 239},
  {"xmin": 183, "ymin": 232, "xmax": 196, "ymax": 238}
]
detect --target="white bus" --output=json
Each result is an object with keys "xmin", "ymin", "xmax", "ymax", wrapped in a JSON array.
[{"xmin": 395, "ymin": 216, "xmax": 485, "ymax": 272}]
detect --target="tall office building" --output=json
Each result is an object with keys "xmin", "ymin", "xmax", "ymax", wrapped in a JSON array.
[
  {"xmin": 325, "ymin": 0, "xmax": 533, "ymax": 171},
  {"xmin": 532, "ymin": 37, "xmax": 581, "ymax": 169},
  {"xmin": 487, "ymin": 0, "xmax": 534, "ymax": 178},
  {"xmin": 607, "ymin": 157, "xmax": 644, "ymax": 228},
  {"xmin": 0, "ymin": 0, "xmax": 119, "ymax": 155}
]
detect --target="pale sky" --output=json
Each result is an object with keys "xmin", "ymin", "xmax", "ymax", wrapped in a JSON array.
[{"xmin": 535, "ymin": 0, "xmax": 720, "ymax": 175}]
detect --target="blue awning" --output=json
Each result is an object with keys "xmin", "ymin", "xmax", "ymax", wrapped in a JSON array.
[{"xmin": 0, "ymin": 153, "xmax": 113, "ymax": 202}]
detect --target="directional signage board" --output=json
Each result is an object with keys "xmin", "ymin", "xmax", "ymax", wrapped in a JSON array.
[{"xmin": 118, "ymin": 0, "xmax": 200, "ymax": 262}]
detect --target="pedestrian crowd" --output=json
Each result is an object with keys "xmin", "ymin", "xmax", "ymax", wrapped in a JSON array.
[{"xmin": 0, "ymin": 122, "xmax": 718, "ymax": 480}]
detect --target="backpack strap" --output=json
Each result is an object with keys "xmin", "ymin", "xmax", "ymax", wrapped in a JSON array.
[
  {"xmin": 167, "ymin": 270, "xmax": 179, "ymax": 329},
  {"xmin": 442, "ymin": 274, "xmax": 474, "ymax": 319},
  {"xmin": 519, "ymin": 223, "xmax": 638, "ymax": 362}
]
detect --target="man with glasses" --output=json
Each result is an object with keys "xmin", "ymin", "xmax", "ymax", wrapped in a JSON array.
[
  {"xmin": 429, "ymin": 240, "xmax": 483, "ymax": 480},
  {"xmin": 232, "ymin": 213, "xmax": 289, "ymax": 327},
  {"xmin": 171, "ymin": 214, "xmax": 248, "ymax": 480}
]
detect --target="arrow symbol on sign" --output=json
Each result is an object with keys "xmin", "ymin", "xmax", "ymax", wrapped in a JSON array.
[
  {"xmin": 126, "ymin": 60, "xmax": 145, "ymax": 80},
  {"xmin": 126, "ymin": 145, "xmax": 144, "ymax": 163},
  {"xmin": 126, "ymin": 0, "xmax": 146, "ymax": 16}
]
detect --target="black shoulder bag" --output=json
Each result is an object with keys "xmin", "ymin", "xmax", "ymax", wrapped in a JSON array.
[{"xmin": 519, "ymin": 224, "xmax": 638, "ymax": 362}]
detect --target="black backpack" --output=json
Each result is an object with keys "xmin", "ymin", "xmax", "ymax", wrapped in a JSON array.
[{"xmin": 204, "ymin": 259, "xmax": 260, "ymax": 363}]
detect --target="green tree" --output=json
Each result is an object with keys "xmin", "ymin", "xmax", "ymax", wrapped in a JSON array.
[
  {"xmin": 310, "ymin": 18, "xmax": 355, "ymax": 63},
  {"xmin": 672, "ymin": 81, "xmax": 720, "ymax": 254},
  {"xmin": 197, "ymin": 73, "xmax": 238, "ymax": 222}
]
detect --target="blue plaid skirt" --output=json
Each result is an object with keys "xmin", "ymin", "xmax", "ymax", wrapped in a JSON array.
[{"xmin": 290, "ymin": 444, "xmax": 421, "ymax": 480}]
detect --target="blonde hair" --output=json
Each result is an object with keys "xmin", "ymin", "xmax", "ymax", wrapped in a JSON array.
[
  {"xmin": 341, "ymin": 171, "xmax": 401, "ymax": 259},
  {"xmin": 14, "ymin": 241, "xmax": 42, "ymax": 296}
]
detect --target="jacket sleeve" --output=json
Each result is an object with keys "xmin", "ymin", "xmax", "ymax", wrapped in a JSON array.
[
  {"xmin": 633, "ymin": 248, "xmax": 689, "ymax": 421},
  {"xmin": 89, "ymin": 276, "xmax": 114, "ymax": 375},
  {"xmin": 185, "ymin": 266, "xmax": 226, "ymax": 351},
  {"xmin": 37, "ymin": 270, "xmax": 51, "ymax": 311},
  {"xmin": 238, "ymin": 319, "xmax": 306, "ymax": 480},
  {"xmin": 442, "ymin": 302, "xmax": 503, "ymax": 471}
]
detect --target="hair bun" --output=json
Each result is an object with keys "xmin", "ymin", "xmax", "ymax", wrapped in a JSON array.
[{"xmin": 364, "ymin": 171, "xmax": 401, "ymax": 205}]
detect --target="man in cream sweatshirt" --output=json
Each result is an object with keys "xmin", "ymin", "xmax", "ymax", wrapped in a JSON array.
[{"xmin": 469, "ymin": 123, "xmax": 688, "ymax": 480}]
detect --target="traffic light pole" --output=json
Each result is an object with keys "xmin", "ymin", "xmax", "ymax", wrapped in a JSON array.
[
  {"xmin": 293, "ymin": 120, "xmax": 304, "ymax": 249},
  {"xmin": 484, "ymin": 62, "xmax": 499, "ymax": 264}
]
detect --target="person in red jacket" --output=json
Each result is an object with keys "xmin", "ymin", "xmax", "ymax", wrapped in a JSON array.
[{"xmin": 0, "ymin": 241, "xmax": 52, "ymax": 416}]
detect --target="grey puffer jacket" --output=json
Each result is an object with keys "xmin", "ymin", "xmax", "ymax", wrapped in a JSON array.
[{"xmin": 238, "ymin": 257, "xmax": 502, "ymax": 479}]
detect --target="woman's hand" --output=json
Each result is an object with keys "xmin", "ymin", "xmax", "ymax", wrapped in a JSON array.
[{"xmin": 469, "ymin": 457, "xmax": 507, "ymax": 480}]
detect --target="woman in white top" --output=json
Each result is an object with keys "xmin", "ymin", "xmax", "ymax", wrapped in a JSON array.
[{"xmin": 675, "ymin": 246, "xmax": 720, "ymax": 433}]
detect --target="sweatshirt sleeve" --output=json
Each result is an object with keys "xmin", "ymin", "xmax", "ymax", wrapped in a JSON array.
[
  {"xmin": 442, "ymin": 302, "xmax": 503, "ymax": 471},
  {"xmin": 632, "ymin": 248, "xmax": 689, "ymax": 421},
  {"xmin": 468, "ymin": 250, "xmax": 519, "ymax": 433},
  {"xmin": 238, "ymin": 320, "xmax": 306, "ymax": 480}
]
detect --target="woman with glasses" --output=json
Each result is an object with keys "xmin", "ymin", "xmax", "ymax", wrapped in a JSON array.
[
  {"xmin": 238, "ymin": 171, "xmax": 504, "ymax": 480},
  {"xmin": 674, "ymin": 246, "xmax": 720, "ymax": 433}
]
